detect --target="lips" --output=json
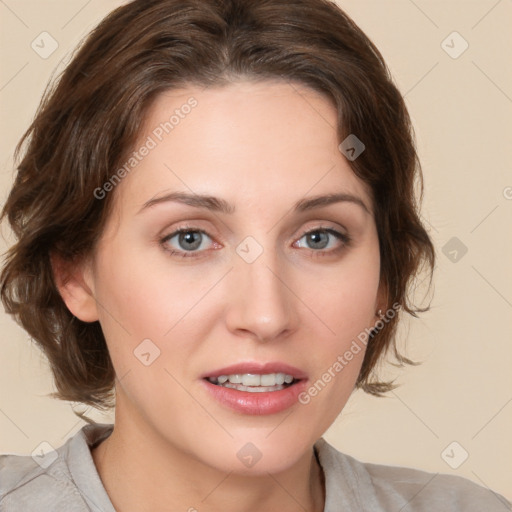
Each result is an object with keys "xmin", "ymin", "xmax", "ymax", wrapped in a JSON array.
[{"xmin": 200, "ymin": 361, "xmax": 309, "ymax": 415}]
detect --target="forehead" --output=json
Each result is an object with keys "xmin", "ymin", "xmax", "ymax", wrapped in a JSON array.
[{"xmin": 114, "ymin": 80, "xmax": 373, "ymax": 216}]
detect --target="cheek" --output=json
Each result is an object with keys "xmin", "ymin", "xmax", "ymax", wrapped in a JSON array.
[
  {"xmin": 296, "ymin": 242, "xmax": 380, "ymax": 407},
  {"xmin": 90, "ymin": 245, "xmax": 161, "ymax": 355},
  {"xmin": 305, "ymin": 245, "xmax": 380, "ymax": 344},
  {"xmin": 90, "ymin": 248, "xmax": 210, "ymax": 413},
  {"xmin": 91, "ymin": 240, "xmax": 221, "ymax": 368}
]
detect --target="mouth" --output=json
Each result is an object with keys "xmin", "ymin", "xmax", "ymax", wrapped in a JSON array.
[{"xmin": 200, "ymin": 362, "xmax": 308, "ymax": 415}]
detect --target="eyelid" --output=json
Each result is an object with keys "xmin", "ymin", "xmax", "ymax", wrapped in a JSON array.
[{"xmin": 296, "ymin": 222, "xmax": 348, "ymax": 239}]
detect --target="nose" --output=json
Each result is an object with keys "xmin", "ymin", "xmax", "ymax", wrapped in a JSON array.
[{"xmin": 224, "ymin": 248, "xmax": 298, "ymax": 343}]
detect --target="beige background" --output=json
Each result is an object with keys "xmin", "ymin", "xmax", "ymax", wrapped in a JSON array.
[{"xmin": 1, "ymin": 0, "xmax": 511, "ymax": 503}]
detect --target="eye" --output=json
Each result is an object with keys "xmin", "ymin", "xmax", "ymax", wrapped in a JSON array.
[
  {"xmin": 159, "ymin": 225, "xmax": 351, "ymax": 259},
  {"xmin": 294, "ymin": 227, "xmax": 351, "ymax": 256},
  {"xmin": 160, "ymin": 227, "xmax": 215, "ymax": 258}
]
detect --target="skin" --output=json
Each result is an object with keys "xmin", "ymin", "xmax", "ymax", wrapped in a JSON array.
[{"xmin": 55, "ymin": 80, "xmax": 386, "ymax": 512}]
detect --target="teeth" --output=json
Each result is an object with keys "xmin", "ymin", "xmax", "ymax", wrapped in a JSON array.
[
  {"xmin": 275, "ymin": 373, "xmax": 285, "ymax": 385},
  {"xmin": 242, "ymin": 374, "xmax": 261, "ymax": 386},
  {"xmin": 208, "ymin": 373, "xmax": 296, "ymax": 387},
  {"xmin": 260, "ymin": 374, "xmax": 275, "ymax": 386}
]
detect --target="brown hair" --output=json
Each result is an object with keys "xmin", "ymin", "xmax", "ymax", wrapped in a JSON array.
[{"xmin": 0, "ymin": 0, "xmax": 435, "ymax": 409}]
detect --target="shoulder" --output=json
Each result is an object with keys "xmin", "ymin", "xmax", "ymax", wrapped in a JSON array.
[
  {"xmin": 0, "ymin": 451, "xmax": 87, "ymax": 511},
  {"xmin": 0, "ymin": 423, "xmax": 114, "ymax": 512},
  {"xmin": 315, "ymin": 438, "xmax": 511, "ymax": 511},
  {"xmin": 363, "ymin": 459, "xmax": 510, "ymax": 511}
]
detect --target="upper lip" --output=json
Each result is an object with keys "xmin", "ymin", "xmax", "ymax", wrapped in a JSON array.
[{"xmin": 201, "ymin": 362, "xmax": 308, "ymax": 380}]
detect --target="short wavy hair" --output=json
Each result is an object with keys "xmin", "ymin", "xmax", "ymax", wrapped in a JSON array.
[{"xmin": 0, "ymin": 0, "xmax": 435, "ymax": 409}]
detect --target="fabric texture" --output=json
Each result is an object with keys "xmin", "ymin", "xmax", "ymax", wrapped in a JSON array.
[{"xmin": 1, "ymin": 423, "xmax": 510, "ymax": 511}]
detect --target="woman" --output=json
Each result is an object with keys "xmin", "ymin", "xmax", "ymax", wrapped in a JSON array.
[{"xmin": 0, "ymin": 0, "xmax": 508, "ymax": 510}]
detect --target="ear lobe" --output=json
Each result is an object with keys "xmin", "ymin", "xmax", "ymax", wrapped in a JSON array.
[{"xmin": 50, "ymin": 252, "xmax": 99, "ymax": 323}]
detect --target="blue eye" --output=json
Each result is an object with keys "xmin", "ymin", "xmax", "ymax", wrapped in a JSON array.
[
  {"xmin": 295, "ymin": 228, "xmax": 351, "ymax": 255},
  {"xmin": 160, "ymin": 226, "xmax": 351, "ymax": 259},
  {"xmin": 161, "ymin": 228, "xmax": 213, "ymax": 258}
]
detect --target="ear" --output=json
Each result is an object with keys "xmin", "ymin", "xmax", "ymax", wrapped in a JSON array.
[{"xmin": 50, "ymin": 252, "xmax": 99, "ymax": 322}]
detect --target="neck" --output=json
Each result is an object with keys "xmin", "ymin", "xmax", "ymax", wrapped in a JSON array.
[{"xmin": 92, "ymin": 406, "xmax": 325, "ymax": 512}]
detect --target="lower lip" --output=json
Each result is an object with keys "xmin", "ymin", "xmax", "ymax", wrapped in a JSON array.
[{"xmin": 201, "ymin": 378, "xmax": 309, "ymax": 415}]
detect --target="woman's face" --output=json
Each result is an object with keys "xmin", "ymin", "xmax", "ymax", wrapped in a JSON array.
[{"xmin": 82, "ymin": 80, "xmax": 383, "ymax": 474}]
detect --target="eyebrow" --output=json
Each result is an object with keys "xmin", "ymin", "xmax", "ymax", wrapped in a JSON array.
[{"xmin": 137, "ymin": 191, "xmax": 371, "ymax": 215}]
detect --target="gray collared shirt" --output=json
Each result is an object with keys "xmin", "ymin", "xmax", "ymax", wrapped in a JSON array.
[{"xmin": 1, "ymin": 423, "xmax": 510, "ymax": 511}]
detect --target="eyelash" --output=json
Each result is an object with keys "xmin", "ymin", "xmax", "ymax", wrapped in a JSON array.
[{"xmin": 159, "ymin": 225, "xmax": 352, "ymax": 259}]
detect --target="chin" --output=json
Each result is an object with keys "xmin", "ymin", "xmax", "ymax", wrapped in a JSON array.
[{"xmin": 193, "ymin": 430, "xmax": 316, "ymax": 476}]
